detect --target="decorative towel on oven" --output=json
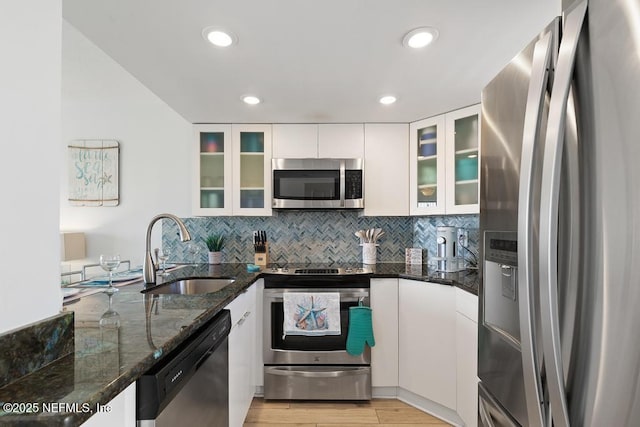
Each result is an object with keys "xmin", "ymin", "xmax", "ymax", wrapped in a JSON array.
[
  {"xmin": 283, "ymin": 292, "xmax": 341, "ymax": 336},
  {"xmin": 346, "ymin": 303, "xmax": 375, "ymax": 356}
]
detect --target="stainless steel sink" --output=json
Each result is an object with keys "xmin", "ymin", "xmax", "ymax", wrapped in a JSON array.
[{"xmin": 143, "ymin": 278, "xmax": 235, "ymax": 295}]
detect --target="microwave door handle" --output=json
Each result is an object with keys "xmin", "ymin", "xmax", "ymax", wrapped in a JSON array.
[
  {"xmin": 539, "ymin": 2, "xmax": 587, "ymax": 427},
  {"xmin": 517, "ymin": 30, "xmax": 554, "ymax": 427}
]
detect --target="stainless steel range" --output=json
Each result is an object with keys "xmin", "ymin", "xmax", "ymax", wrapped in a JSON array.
[{"xmin": 262, "ymin": 266, "xmax": 372, "ymax": 400}]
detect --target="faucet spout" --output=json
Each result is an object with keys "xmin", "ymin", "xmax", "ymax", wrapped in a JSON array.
[{"xmin": 143, "ymin": 213, "xmax": 191, "ymax": 284}]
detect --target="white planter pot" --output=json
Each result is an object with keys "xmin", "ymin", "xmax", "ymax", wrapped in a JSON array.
[{"xmin": 208, "ymin": 251, "xmax": 222, "ymax": 264}]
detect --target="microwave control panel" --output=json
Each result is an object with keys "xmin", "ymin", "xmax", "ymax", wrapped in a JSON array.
[{"xmin": 345, "ymin": 170, "xmax": 363, "ymax": 199}]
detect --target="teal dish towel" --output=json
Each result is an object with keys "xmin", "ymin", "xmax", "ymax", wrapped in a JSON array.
[{"xmin": 346, "ymin": 305, "xmax": 375, "ymax": 356}]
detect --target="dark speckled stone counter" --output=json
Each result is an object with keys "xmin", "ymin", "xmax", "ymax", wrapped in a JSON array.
[
  {"xmin": 0, "ymin": 262, "xmax": 476, "ymax": 426},
  {"xmin": 0, "ymin": 264, "xmax": 260, "ymax": 426},
  {"xmin": 366, "ymin": 262, "xmax": 479, "ymax": 295}
]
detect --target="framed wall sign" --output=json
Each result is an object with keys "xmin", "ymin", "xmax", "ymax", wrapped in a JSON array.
[{"xmin": 68, "ymin": 139, "xmax": 120, "ymax": 206}]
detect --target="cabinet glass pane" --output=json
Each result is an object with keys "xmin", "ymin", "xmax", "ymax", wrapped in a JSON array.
[
  {"xmin": 417, "ymin": 125, "xmax": 438, "ymax": 156},
  {"xmin": 240, "ymin": 132, "xmax": 264, "ymax": 153},
  {"xmin": 454, "ymin": 115, "xmax": 478, "ymax": 152},
  {"xmin": 453, "ymin": 113, "xmax": 479, "ymax": 206},
  {"xmin": 239, "ymin": 131, "xmax": 265, "ymax": 209},
  {"xmin": 454, "ymin": 153, "xmax": 478, "ymax": 182},
  {"xmin": 417, "ymin": 125, "xmax": 438, "ymax": 207},
  {"xmin": 240, "ymin": 154, "xmax": 264, "ymax": 188},
  {"xmin": 455, "ymin": 182, "xmax": 478, "ymax": 205},
  {"xmin": 200, "ymin": 154, "xmax": 225, "ymax": 188},
  {"xmin": 200, "ymin": 132, "xmax": 225, "ymax": 153},
  {"xmin": 240, "ymin": 189, "xmax": 264, "ymax": 208},
  {"xmin": 200, "ymin": 189, "xmax": 224, "ymax": 208}
]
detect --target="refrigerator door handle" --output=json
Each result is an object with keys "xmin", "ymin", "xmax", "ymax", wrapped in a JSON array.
[
  {"xmin": 539, "ymin": 1, "xmax": 588, "ymax": 426},
  {"xmin": 517, "ymin": 30, "xmax": 554, "ymax": 427}
]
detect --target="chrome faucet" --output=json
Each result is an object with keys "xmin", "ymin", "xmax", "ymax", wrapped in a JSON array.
[{"xmin": 143, "ymin": 213, "xmax": 191, "ymax": 285}]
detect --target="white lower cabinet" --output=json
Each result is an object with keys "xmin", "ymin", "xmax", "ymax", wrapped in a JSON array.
[
  {"xmin": 226, "ymin": 284, "xmax": 257, "ymax": 427},
  {"xmin": 398, "ymin": 279, "xmax": 457, "ymax": 410},
  {"xmin": 370, "ymin": 279, "xmax": 399, "ymax": 390},
  {"xmin": 80, "ymin": 383, "xmax": 136, "ymax": 427},
  {"xmin": 456, "ymin": 288, "xmax": 479, "ymax": 427}
]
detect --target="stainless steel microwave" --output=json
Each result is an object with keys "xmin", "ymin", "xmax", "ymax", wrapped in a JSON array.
[{"xmin": 272, "ymin": 158, "xmax": 364, "ymax": 209}]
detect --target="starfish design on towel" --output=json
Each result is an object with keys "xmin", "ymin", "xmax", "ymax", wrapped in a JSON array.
[{"xmin": 295, "ymin": 296, "xmax": 328, "ymax": 330}]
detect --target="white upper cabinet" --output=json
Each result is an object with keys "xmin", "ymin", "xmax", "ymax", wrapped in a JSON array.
[
  {"xmin": 409, "ymin": 115, "xmax": 447, "ymax": 215},
  {"xmin": 318, "ymin": 124, "xmax": 364, "ymax": 158},
  {"xmin": 273, "ymin": 123, "xmax": 364, "ymax": 159},
  {"xmin": 193, "ymin": 124, "xmax": 233, "ymax": 215},
  {"xmin": 445, "ymin": 104, "xmax": 481, "ymax": 214},
  {"xmin": 193, "ymin": 124, "xmax": 272, "ymax": 216},
  {"xmin": 272, "ymin": 124, "xmax": 318, "ymax": 158},
  {"xmin": 409, "ymin": 104, "xmax": 480, "ymax": 215},
  {"xmin": 232, "ymin": 124, "xmax": 272, "ymax": 216},
  {"xmin": 364, "ymin": 123, "xmax": 409, "ymax": 216}
]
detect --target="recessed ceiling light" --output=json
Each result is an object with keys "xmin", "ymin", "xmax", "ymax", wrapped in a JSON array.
[
  {"xmin": 242, "ymin": 95, "xmax": 261, "ymax": 105},
  {"xmin": 402, "ymin": 27, "xmax": 439, "ymax": 48},
  {"xmin": 202, "ymin": 27, "xmax": 237, "ymax": 47},
  {"xmin": 379, "ymin": 95, "xmax": 397, "ymax": 105}
]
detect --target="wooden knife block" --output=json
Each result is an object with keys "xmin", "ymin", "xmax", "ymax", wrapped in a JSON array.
[{"xmin": 254, "ymin": 243, "xmax": 269, "ymax": 266}]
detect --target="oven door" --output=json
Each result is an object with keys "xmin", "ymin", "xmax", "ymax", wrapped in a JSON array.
[{"xmin": 263, "ymin": 288, "xmax": 371, "ymax": 365}]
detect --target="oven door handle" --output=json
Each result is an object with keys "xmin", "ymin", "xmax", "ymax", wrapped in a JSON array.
[
  {"xmin": 265, "ymin": 366, "xmax": 370, "ymax": 378},
  {"xmin": 263, "ymin": 290, "xmax": 370, "ymax": 302},
  {"xmin": 266, "ymin": 296, "xmax": 367, "ymax": 303}
]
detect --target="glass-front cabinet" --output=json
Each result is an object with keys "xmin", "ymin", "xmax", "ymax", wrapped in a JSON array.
[
  {"xmin": 193, "ymin": 124, "xmax": 272, "ymax": 216},
  {"xmin": 410, "ymin": 115, "xmax": 446, "ymax": 215},
  {"xmin": 445, "ymin": 104, "xmax": 480, "ymax": 214},
  {"xmin": 195, "ymin": 125, "xmax": 232, "ymax": 215},
  {"xmin": 409, "ymin": 104, "xmax": 480, "ymax": 215},
  {"xmin": 232, "ymin": 124, "xmax": 272, "ymax": 215}
]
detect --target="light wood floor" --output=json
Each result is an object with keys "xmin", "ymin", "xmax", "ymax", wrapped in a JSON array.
[{"xmin": 244, "ymin": 398, "xmax": 453, "ymax": 426}]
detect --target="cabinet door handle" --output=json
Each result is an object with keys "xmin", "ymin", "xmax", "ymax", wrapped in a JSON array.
[{"xmin": 237, "ymin": 311, "xmax": 251, "ymax": 326}]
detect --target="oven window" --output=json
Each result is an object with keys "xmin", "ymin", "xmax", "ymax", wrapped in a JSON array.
[
  {"xmin": 270, "ymin": 301, "xmax": 356, "ymax": 351},
  {"xmin": 273, "ymin": 170, "xmax": 340, "ymax": 200}
]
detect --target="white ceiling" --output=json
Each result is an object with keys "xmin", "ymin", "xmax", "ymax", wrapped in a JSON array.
[{"xmin": 62, "ymin": 0, "xmax": 559, "ymax": 124}]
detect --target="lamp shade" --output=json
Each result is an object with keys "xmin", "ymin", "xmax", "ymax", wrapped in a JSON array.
[{"xmin": 60, "ymin": 232, "xmax": 86, "ymax": 261}]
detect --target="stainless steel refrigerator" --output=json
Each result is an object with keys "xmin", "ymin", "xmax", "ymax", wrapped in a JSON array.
[{"xmin": 478, "ymin": 0, "xmax": 640, "ymax": 425}]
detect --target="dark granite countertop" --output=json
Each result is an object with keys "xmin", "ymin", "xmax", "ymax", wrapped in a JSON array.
[
  {"xmin": 0, "ymin": 262, "xmax": 477, "ymax": 426},
  {"xmin": 367, "ymin": 262, "xmax": 479, "ymax": 295}
]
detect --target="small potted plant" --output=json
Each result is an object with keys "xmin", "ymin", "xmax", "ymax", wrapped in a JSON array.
[{"xmin": 204, "ymin": 234, "xmax": 225, "ymax": 264}]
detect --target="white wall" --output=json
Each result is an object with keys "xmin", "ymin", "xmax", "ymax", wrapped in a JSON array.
[
  {"xmin": 0, "ymin": 1, "xmax": 63, "ymax": 333},
  {"xmin": 61, "ymin": 22, "xmax": 192, "ymax": 268}
]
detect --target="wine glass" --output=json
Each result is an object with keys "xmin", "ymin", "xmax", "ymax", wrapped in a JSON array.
[
  {"xmin": 99, "ymin": 254, "xmax": 121, "ymax": 294},
  {"xmin": 158, "ymin": 248, "xmax": 170, "ymax": 275},
  {"xmin": 187, "ymin": 243, "xmax": 200, "ymax": 262},
  {"xmin": 99, "ymin": 292, "xmax": 121, "ymax": 329}
]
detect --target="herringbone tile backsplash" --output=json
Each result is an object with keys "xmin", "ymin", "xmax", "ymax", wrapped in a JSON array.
[{"xmin": 163, "ymin": 212, "xmax": 478, "ymax": 264}]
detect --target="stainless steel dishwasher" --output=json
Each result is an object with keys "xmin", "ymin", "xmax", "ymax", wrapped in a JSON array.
[{"xmin": 137, "ymin": 309, "xmax": 231, "ymax": 426}]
